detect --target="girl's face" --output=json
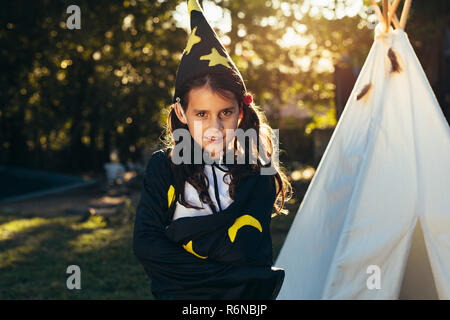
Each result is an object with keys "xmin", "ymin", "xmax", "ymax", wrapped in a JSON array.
[{"xmin": 175, "ymin": 85, "xmax": 243, "ymax": 159}]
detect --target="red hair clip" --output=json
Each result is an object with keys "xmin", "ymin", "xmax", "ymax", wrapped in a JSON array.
[{"xmin": 243, "ymin": 93, "xmax": 253, "ymax": 105}]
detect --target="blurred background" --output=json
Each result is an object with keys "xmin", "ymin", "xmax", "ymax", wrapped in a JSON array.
[{"xmin": 0, "ymin": 0, "xmax": 449, "ymax": 299}]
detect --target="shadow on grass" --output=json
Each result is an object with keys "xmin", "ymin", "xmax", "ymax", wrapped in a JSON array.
[{"xmin": 0, "ymin": 212, "xmax": 153, "ymax": 299}]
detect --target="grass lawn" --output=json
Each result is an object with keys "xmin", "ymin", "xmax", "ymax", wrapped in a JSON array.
[
  {"xmin": 0, "ymin": 188, "xmax": 303, "ymax": 299},
  {"xmin": 0, "ymin": 211, "xmax": 153, "ymax": 299}
]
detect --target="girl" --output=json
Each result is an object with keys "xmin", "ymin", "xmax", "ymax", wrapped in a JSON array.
[{"xmin": 133, "ymin": 0, "xmax": 292, "ymax": 300}]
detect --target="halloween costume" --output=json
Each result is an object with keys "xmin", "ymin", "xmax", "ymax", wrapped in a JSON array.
[
  {"xmin": 173, "ymin": 0, "xmax": 247, "ymax": 103},
  {"xmin": 133, "ymin": 148, "xmax": 284, "ymax": 299},
  {"xmin": 132, "ymin": 0, "xmax": 284, "ymax": 299}
]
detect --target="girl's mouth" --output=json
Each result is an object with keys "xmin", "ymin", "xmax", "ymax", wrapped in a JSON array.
[{"xmin": 205, "ymin": 136, "xmax": 222, "ymax": 144}]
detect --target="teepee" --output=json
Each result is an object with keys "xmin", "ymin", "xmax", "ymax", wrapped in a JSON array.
[{"xmin": 275, "ymin": 0, "xmax": 450, "ymax": 299}]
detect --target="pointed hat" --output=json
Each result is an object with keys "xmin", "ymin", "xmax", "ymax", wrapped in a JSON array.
[{"xmin": 173, "ymin": 0, "xmax": 247, "ymax": 103}]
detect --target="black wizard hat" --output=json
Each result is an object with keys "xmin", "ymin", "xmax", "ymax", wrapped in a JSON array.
[{"xmin": 173, "ymin": 0, "xmax": 247, "ymax": 103}]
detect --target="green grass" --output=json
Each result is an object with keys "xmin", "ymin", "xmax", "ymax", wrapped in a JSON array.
[
  {"xmin": 0, "ymin": 193, "xmax": 302, "ymax": 299},
  {"xmin": 0, "ymin": 212, "xmax": 153, "ymax": 299}
]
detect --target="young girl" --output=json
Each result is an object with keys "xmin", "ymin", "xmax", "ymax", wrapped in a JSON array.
[{"xmin": 133, "ymin": 0, "xmax": 292, "ymax": 300}]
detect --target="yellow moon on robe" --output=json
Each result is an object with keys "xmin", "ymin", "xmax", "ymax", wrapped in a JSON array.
[
  {"xmin": 228, "ymin": 215, "xmax": 262, "ymax": 243},
  {"xmin": 183, "ymin": 240, "xmax": 208, "ymax": 259}
]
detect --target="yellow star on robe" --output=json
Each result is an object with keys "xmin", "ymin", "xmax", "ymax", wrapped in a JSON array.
[
  {"xmin": 200, "ymin": 48, "xmax": 232, "ymax": 69},
  {"xmin": 188, "ymin": 0, "xmax": 202, "ymax": 18},
  {"xmin": 183, "ymin": 26, "xmax": 201, "ymax": 55}
]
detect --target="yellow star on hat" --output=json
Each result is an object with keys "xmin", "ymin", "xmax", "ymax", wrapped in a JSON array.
[
  {"xmin": 200, "ymin": 47, "xmax": 232, "ymax": 69},
  {"xmin": 183, "ymin": 26, "xmax": 201, "ymax": 55},
  {"xmin": 173, "ymin": 0, "xmax": 247, "ymax": 103},
  {"xmin": 188, "ymin": 0, "xmax": 202, "ymax": 18}
]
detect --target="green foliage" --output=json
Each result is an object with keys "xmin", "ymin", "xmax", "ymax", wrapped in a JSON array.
[
  {"xmin": 1, "ymin": 0, "xmax": 446, "ymax": 172},
  {"xmin": 1, "ymin": 0, "xmax": 184, "ymax": 172}
]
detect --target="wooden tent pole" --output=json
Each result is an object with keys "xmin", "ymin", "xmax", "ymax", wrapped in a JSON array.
[
  {"xmin": 390, "ymin": 13, "xmax": 401, "ymax": 30},
  {"xmin": 383, "ymin": 0, "xmax": 389, "ymax": 32},
  {"xmin": 399, "ymin": 0, "xmax": 412, "ymax": 30},
  {"xmin": 388, "ymin": 0, "xmax": 402, "ymax": 30}
]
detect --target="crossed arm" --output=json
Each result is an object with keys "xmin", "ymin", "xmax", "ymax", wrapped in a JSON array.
[
  {"xmin": 132, "ymin": 151, "xmax": 280, "ymax": 298},
  {"xmin": 164, "ymin": 173, "xmax": 277, "ymax": 266}
]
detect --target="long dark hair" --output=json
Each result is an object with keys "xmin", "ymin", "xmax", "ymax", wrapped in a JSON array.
[{"xmin": 162, "ymin": 69, "xmax": 292, "ymax": 216}]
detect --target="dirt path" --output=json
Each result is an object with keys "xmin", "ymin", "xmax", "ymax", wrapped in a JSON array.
[{"xmin": 0, "ymin": 184, "xmax": 141, "ymax": 217}]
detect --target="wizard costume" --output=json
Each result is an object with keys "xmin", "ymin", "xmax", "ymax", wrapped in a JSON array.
[
  {"xmin": 173, "ymin": 0, "xmax": 247, "ymax": 103},
  {"xmin": 132, "ymin": 0, "xmax": 285, "ymax": 300}
]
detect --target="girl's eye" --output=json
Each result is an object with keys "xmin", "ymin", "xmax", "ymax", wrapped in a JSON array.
[{"xmin": 196, "ymin": 110, "xmax": 233, "ymax": 118}]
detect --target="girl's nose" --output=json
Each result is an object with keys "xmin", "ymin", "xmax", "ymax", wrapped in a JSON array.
[
  {"xmin": 204, "ymin": 119, "xmax": 223, "ymax": 141},
  {"xmin": 209, "ymin": 115, "xmax": 223, "ymax": 130}
]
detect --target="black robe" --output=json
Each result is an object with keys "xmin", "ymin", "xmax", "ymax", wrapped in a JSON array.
[{"xmin": 133, "ymin": 148, "xmax": 285, "ymax": 300}]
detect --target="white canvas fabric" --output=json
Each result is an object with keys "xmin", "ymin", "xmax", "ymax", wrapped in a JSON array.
[{"xmin": 275, "ymin": 24, "xmax": 450, "ymax": 299}]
